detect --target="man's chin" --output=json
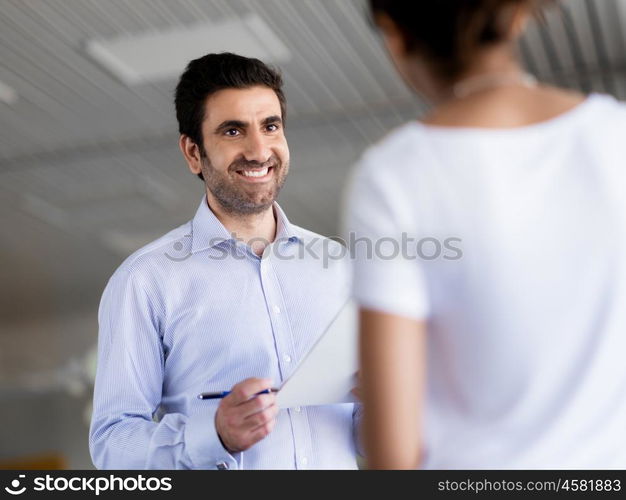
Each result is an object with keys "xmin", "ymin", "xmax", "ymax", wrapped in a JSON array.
[
  {"xmin": 208, "ymin": 181, "xmax": 283, "ymax": 216},
  {"xmin": 238, "ymin": 188, "xmax": 279, "ymax": 211},
  {"xmin": 220, "ymin": 197, "xmax": 276, "ymax": 216}
]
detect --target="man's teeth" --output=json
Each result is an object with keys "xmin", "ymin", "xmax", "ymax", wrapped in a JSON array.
[{"xmin": 241, "ymin": 167, "xmax": 269, "ymax": 178}]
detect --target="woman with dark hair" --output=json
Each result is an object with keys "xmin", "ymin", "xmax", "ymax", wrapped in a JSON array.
[{"xmin": 346, "ymin": 0, "xmax": 626, "ymax": 469}]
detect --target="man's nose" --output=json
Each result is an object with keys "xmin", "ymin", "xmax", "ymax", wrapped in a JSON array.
[{"xmin": 243, "ymin": 131, "xmax": 272, "ymax": 164}]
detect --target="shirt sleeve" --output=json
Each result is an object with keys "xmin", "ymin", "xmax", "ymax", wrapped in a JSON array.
[
  {"xmin": 89, "ymin": 266, "xmax": 239, "ymax": 470},
  {"xmin": 343, "ymin": 151, "xmax": 430, "ymax": 321}
]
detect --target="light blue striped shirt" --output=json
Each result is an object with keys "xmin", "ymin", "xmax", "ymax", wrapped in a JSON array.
[{"xmin": 89, "ymin": 196, "xmax": 359, "ymax": 470}]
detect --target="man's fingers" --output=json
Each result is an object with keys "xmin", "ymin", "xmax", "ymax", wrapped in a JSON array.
[
  {"xmin": 219, "ymin": 391, "xmax": 276, "ymax": 425},
  {"xmin": 243, "ymin": 393, "xmax": 275, "ymax": 412},
  {"xmin": 236, "ymin": 419, "xmax": 276, "ymax": 451},
  {"xmin": 245, "ymin": 403, "xmax": 278, "ymax": 427},
  {"xmin": 229, "ymin": 393, "xmax": 276, "ymax": 421},
  {"xmin": 228, "ymin": 377, "xmax": 274, "ymax": 405},
  {"xmin": 215, "ymin": 378, "xmax": 278, "ymax": 453},
  {"xmin": 249, "ymin": 418, "xmax": 277, "ymax": 441},
  {"xmin": 216, "ymin": 396, "xmax": 278, "ymax": 452}
]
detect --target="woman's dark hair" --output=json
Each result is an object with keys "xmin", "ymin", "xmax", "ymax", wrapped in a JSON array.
[
  {"xmin": 174, "ymin": 52, "xmax": 286, "ymax": 181},
  {"xmin": 369, "ymin": 0, "xmax": 554, "ymax": 82}
]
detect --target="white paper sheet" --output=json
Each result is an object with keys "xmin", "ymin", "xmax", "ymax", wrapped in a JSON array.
[{"xmin": 276, "ymin": 299, "xmax": 358, "ymax": 408}]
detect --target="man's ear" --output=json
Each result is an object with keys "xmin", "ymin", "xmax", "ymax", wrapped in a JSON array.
[{"xmin": 179, "ymin": 135, "xmax": 203, "ymax": 176}]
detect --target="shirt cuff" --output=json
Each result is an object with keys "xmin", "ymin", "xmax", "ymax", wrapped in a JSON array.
[{"xmin": 184, "ymin": 407, "xmax": 241, "ymax": 470}]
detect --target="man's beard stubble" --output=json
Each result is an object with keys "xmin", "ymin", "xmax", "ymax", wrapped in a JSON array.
[{"xmin": 200, "ymin": 155, "xmax": 288, "ymax": 216}]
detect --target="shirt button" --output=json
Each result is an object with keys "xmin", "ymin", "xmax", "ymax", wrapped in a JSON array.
[
  {"xmin": 301, "ymin": 457, "xmax": 308, "ymax": 466},
  {"xmin": 283, "ymin": 354, "xmax": 292, "ymax": 363},
  {"xmin": 273, "ymin": 305, "xmax": 281, "ymax": 314},
  {"xmin": 294, "ymin": 406, "xmax": 301, "ymax": 413}
]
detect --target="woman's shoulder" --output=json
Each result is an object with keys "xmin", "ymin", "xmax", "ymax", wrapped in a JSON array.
[
  {"xmin": 587, "ymin": 91, "xmax": 626, "ymax": 122},
  {"xmin": 360, "ymin": 121, "xmax": 426, "ymax": 167}
]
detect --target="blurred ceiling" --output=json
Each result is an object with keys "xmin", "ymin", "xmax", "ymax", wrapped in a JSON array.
[{"xmin": 1, "ymin": 0, "xmax": 626, "ymax": 387}]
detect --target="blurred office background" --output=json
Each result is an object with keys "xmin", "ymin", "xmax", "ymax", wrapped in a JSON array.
[{"xmin": 0, "ymin": 0, "xmax": 625, "ymax": 469}]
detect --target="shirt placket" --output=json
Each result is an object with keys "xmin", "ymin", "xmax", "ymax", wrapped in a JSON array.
[{"xmin": 259, "ymin": 243, "xmax": 314, "ymax": 469}]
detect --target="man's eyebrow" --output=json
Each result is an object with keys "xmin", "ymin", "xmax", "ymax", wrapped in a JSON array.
[
  {"xmin": 262, "ymin": 115, "xmax": 282, "ymax": 126},
  {"xmin": 214, "ymin": 120, "xmax": 247, "ymax": 133},
  {"xmin": 214, "ymin": 116, "xmax": 282, "ymax": 133}
]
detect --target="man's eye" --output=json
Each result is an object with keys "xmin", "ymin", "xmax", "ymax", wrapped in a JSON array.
[
  {"xmin": 266, "ymin": 124, "xmax": 279, "ymax": 132},
  {"xmin": 225, "ymin": 129, "xmax": 239, "ymax": 137}
]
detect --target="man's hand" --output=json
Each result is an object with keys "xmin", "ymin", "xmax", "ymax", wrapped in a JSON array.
[
  {"xmin": 351, "ymin": 371, "xmax": 362, "ymax": 401},
  {"xmin": 215, "ymin": 377, "xmax": 278, "ymax": 453}
]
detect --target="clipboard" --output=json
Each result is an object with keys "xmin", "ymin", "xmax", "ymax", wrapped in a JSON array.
[{"xmin": 276, "ymin": 299, "xmax": 358, "ymax": 408}]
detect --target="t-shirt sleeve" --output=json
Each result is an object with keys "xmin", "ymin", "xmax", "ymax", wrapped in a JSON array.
[{"xmin": 343, "ymin": 149, "xmax": 430, "ymax": 321}]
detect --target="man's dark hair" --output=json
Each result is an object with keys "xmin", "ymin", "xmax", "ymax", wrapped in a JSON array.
[{"xmin": 174, "ymin": 52, "xmax": 287, "ymax": 181}]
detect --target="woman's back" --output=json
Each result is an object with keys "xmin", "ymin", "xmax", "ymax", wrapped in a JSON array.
[
  {"xmin": 356, "ymin": 0, "xmax": 626, "ymax": 469},
  {"xmin": 347, "ymin": 92, "xmax": 626, "ymax": 467}
]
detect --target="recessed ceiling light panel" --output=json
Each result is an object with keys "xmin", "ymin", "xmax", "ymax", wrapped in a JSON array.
[{"xmin": 86, "ymin": 14, "xmax": 291, "ymax": 85}]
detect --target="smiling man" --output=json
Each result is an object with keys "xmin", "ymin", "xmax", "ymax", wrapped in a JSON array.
[{"xmin": 88, "ymin": 53, "xmax": 359, "ymax": 470}]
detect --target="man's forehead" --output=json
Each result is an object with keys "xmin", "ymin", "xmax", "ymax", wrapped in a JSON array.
[{"xmin": 204, "ymin": 86, "xmax": 281, "ymax": 123}]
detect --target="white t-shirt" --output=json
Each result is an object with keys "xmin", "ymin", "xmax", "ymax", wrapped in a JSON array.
[{"xmin": 345, "ymin": 93, "xmax": 626, "ymax": 468}]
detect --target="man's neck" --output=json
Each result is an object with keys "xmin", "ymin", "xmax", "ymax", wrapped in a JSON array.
[{"xmin": 206, "ymin": 194, "xmax": 277, "ymax": 256}]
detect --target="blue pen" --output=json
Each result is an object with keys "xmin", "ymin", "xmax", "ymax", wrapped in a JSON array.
[{"xmin": 197, "ymin": 388, "xmax": 277, "ymax": 400}]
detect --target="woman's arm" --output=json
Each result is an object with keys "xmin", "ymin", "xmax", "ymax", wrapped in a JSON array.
[{"xmin": 359, "ymin": 308, "xmax": 427, "ymax": 469}]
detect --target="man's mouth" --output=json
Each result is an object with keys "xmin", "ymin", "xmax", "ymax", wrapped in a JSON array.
[{"xmin": 236, "ymin": 166, "xmax": 275, "ymax": 182}]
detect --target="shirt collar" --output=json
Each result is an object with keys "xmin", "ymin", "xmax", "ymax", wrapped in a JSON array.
[
  {"xmin": 273, "ymin": 202, "xmax": 303, "ymax": 245},
  {"xmin": 191, "ymin": 195, "xmax": 302, "ymax": 254}
]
